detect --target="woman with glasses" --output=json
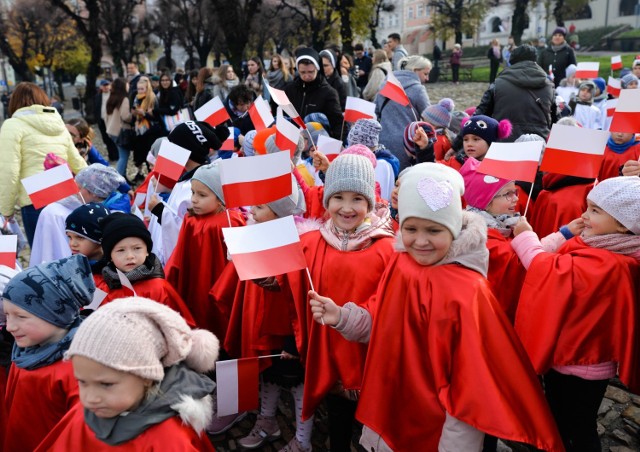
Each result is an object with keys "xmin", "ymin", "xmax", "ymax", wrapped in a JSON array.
[{"xmin": 155, "ymin": 72, "xmax": 185, "ymax": 135}]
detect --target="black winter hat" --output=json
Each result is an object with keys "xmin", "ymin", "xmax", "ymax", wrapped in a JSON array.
[
  {"xmin": 168, "ymin": 121, "xmax": 228, "ymax": 164},
  {"xmin": 101, "ymin": 213, "xmax": 153, "ymax": 259},
  {"xmin": 296, "ymin": 48, "xmax": 321, "ymax": 71},
  {"xmin": 65, "ymin": 202, "xmax": 111, "ymax": 243},
  {"xmin": 509, "ymin": 45, "xmax": 538, "ymax": 65}
]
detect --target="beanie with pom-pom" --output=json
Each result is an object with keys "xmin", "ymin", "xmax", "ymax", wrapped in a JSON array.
[
  {"xmin": 67, "ymin": 297, "xmax": 220, "ymax": 381},
  {"xmin": 421, "ymin": 98, "xmax": 454, "ymax": 129},
  {"xmin": 461, "ymin": 115, "xmax": 511, "ymax": 146}
]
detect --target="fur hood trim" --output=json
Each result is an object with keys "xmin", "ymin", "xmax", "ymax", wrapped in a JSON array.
[
  {"xmin": 296, "ymin": 217, "xmax": 324, "ymax": 235},
  {"xmin": 171, "ymin": 394, "xmax": 213, "ymax": 434}
]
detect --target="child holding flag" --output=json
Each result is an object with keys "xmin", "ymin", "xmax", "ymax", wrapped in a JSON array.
[
  {"xmin": 511, "ymin": 176, "xmax": 640, "ymax": 451},
  {"xmin": 3, "ymin": 255, "xmax": 96, "ymax": 452},
  {"xmin": 97, "ymin": 213, "xmax": 195, "ymax": 326},
  {"xmin": 599, "ymin": 131, "xmax": 640, "ymax": 181},
  {"xmin": 286, "ymin": 153, "xmax": 395, "ymax": 450},
  {"xmin": 36, "ymin": 297, "xmax": 219, "ymax": 450},
  {"xmin": 309, "ymin": 163, "xmax": 564, "ymax": 451}
]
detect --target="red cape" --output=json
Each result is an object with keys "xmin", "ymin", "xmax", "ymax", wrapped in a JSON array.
[
  {"xmin": 165, "ymin": 210, "xmax": 245, "ymax": 336},
  {"xmin": 599, "ymin": 143, "xmax": 640, "ymax": 182},
  {"xmin": 286, "ymin": 231, "xmax": 395, "ymax": 419},
  {"xmin": 433, "ymin": 133, "xmax": 452, "ymax": 161},
  {"xmin": 529, "ymin": 180, "xmax": 592, "ymax": 238},
  {"xmin": 4, "ymin": 361, "xmax": 79, "ymax": 452},
  {"xmin": 486, "ymin": 229, "xmax": 526, "ymax": 322},
  {"xmin": 515, "ymin": 237, "xmax": 640, "ymax": 392},
  {"xmin": 356, "ymin": 253, "xmax": 564, "ymax": 452},
  {"xmin": 35, "ymin": 403, "xmax": 215, "ymax": 451},
  {"xmin": 102, "ymin": 277, "xmax": 196, "ymax": 327}
]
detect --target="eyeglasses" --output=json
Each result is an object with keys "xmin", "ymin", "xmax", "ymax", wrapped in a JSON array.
[{"xmin": 494, "ymin": 189, "xmax": 519, "ymax": 201}]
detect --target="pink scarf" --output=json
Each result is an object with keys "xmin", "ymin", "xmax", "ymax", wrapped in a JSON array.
[{"xmin": 582, "ymin": 233, "xmax": 640, "ymax": 261}]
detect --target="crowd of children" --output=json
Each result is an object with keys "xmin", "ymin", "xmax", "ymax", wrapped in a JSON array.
[{"xmin": 0, "ymin": 47, "xmax": 640, "ymax": 452}]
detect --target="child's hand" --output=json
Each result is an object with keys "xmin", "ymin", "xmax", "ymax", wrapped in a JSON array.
[
  {"xmin": 312, "ymin": 151, "xmax": 330, "ymax": 172},
  {"xmin": 443, "ymin": 148, "xmax": 455, "ymax": 161},
  {"xmin": 280, "ymin": 351, "xmax": 298, "ymax": 360},
  {"xmin": 308, "ymin": 290, "xmax": 340, "ymax": 326},
  {"xmin": 147, "ymin": 194, "xmax": 160, "ymax": 211},
  {"xmin": 622, "ymin": 160, "xmax": 640, "ymax": 177},
  {"xmin": 513, "ymin": 217, "xmax": 533, "ymax": 237},
  {"xmin": 412, "ymin": 127, "xmax": 430, "ymax": 149},
  {"xmin": 566, "ymin": 217, "xmax": 585, "ymax": 236}
]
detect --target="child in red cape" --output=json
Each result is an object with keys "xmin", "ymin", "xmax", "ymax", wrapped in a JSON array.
[
  {"xmin": 599, "ymin": 131, "xmax": 640, "ymax": 181},
  {"xmin": 97, "ymin": 213, "xmax": 195, "ymax": 327},
  {"xmin": 35, "ymin": 297, "xmax": 219, "ymax": 451},
  {"xmin": 309, "ymin": 163, "xmax": 564, "ymax": 451},
  {"xmin": 512, "ymin": 176, "xmax": 640, "ymax": 451},
  {"xmin": 3, "ymin": 255, "xmax": 96, "ymax": 452},
  {"xmin": 285, "ymin": 152, "xmax": 396, "ymax": 450}
]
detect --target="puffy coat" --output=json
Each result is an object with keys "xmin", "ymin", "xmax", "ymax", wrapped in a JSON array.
[{"xmin": 0, "ymin": 105, "xmax": 87, "ymax": 215}]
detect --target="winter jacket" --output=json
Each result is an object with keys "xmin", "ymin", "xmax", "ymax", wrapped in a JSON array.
[
  {"xmin": 375, "ymin": 70, "xmax": 431, "ymax": 171},
  {"xmin": 193, "ymin": 80, "xmax": 216, "ymax": 112},
  {"xmin": 325, "ymin": 71, "xmax": 348, "ymax": 109},
  {"xmin": 537, "ymin": 42, "xmax": 576, "ymax": 87},
  {"xmin": 103, "ymin": 95, "xmax": 132, "ymax": 137},
  {"xmin": 0, "ymin": 105, "xmax": 87, "ymax": 216},
  {"xmin": 475, "ymin": 61, "xmax": 556, "ymax": 141},
  {"xmin": 363, "ymin": 61, "xmax": 392, "ymax": 101},
  {"xmin": 284, "ymin": 74, "xmax": 343, "ymax": 139}
]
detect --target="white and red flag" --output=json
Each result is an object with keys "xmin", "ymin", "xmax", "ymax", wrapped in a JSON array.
[
  {"xmin": 607, "ymin": 76, "xmax": 621, "ymax": 98},
  {"xmin": 194, "ymin": 96, "xmax": 230, "ymax": 127},
  {"xmin": 216, "ymin": 358, "xmax": 259, "ymax": 416},
  {"xmin": 378, "ymin": 71, "xmax": 409, "ymax": 106},
  {"xmin": 0, "ymin": 235, "xmax": 17, "ymax": 268},
  {"xmin": 154, "ymin": 140, "xmax": 191, "ymax": 181},
  {"xmin": 611, "ymin": 55, "xmax": 623, "ymax": 71},
  {"xmin": 220, "ymin": 127, "xmax": 235, "ymax": 151},
  {"xmin": 317, "ymin": 134, "xmax": 342, "ymax": 162},
  {"xmin": 606, "ymin": 98, "xmax": 618, "ymax": 117},
  {"xmin": 574, "ymin": 62, "xmax": 599, "ymax": 79},
  {"xmin": 344, "ymin": 97, "xmax": 376, "ymax": 123},
  {"xmin": 266, "ymin": 85, "xmax": 306, "ymax": 128},
  {"xmin": 85, "ymin": 288, "xmax": 108, "ymax": 311},
  {"xmin": 477, "ymin": 141, "xmax": 544, "ymax": 183},
  {"xmin": 540, "ymin": 124, "xmax": 608, "ymax": 178},
  {"xmin": 222, "ymin": 215, "xmax": 307, "ymax": 281},
  {"xmin": 275, "ymin": 108, "xmax": 301, "ymax": 157},
  {"xmin": 609, "ymin": 88, "xmax": 640, "ymax": 133},
  {"xmin": 22, "ymin": 164, "xmax": 79, "ymax": 209},
  {"xmin": 219, "ymin": 150, "xmax": 292, "ymax": 208},
  {"xmin": 116, "ymin": 268, "xmax": 138, "ymax": 296},
  {"xmin": 248, "ymin": 96, "xmax": 275, "ymax": 131}
]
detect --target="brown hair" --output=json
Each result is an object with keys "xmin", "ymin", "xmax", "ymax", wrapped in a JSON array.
[
  {"xmin": 196, "ymin": 67, "xmax": 214, "ymax": 93},
  {"xmin": 8, "ymin": 82, "xmax": 51, "ymax": 116},
  {"xmin": 65, "ymin": 117, "xmax": 95, "ymax": 142},
  {"xmin": 106, "ymin": 78, "xmax": 128, "ymax": 115},
  {"xmin": 270, "ymin": 54, "xmax": 292, "ymax": 82}
]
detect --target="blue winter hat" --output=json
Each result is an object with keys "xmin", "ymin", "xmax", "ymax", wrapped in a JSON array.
[
  {"xmin": 65, "ymin": 202, "xmax": 111, "ymax": 244},
  {"xmin": 593, "ymin": 77, "xmax": 606, "ymax": 94},
  {"xmin": 3, "ymin": 255, "xmax": 96, "ymax": 328},
  {"xmin": 303, "ymin": 112, "xmax": 330, "ymax": 130}
]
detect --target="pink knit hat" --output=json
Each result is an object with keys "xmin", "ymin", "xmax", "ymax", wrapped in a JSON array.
[
  {"xmin": 67, "ymin": 297, "xmax": 219, "ymax": 381},
  {"xmin": 459, "ymin": 157, "xmax": 512, "ymax": 210},
  {"xmin": 341, "ymin": 144, "xmax": 377, "ymax": 169}
]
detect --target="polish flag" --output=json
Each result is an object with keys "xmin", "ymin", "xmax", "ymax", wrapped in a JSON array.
[
  {"xmin": 317, "ymin": 134, "xmax": 342, "ymax": 162},
  {"xmin": 116, "ymin": 268, "xmax": 137, "ymax": 296},
  {"xmin": 540, "ymin": 124, "xmax": 608, "ymax": 178},
  {"xmin": 266, "ymin": 85, "xmax": 306, "ymax": 128},
  {"xmin": 220, "ymin": 127, "xmax": 235, "ymax": 151},
  {"xmin": 216, "ymin": 358, "xmax": 259, "ymax": 416},
  {"xmin": 607, "ymin": 77, "xmax": 621, "ymax": 98},
  {"xmin": 611, "ymin": 55, "xmax": 623, "ymax": 71},
  {"xmin": 219, "ymin": 151, "xmax": 292, "ymax": 208},
  {"xmin": 0, "ymin": 235, "xmax": 17, "ymax": 268},
  {"xmin": 248, "ymin": 96, "xmax": 275, "ymax": 131},
  {"xmin": 275, "ymin": 108, "xmax": 301, "ymax": 157},
  {"xmin": 574, "ymin": 62, "xmax": 599, "ymax": 79},
  {"xmin": 378, "ymin": 71, "xmax": 409, "ymax": 107},
  {"xmin": 606, "ymin": 98, "xmax": 618, "ymax": 117},
  {"xmin": 609, "ymin": 88, "xmax": 640, "ymax": 133},
  {"xmin": 344, "ymin": 97, "xmax": 376, "ymax": 123},
  {"xmin": 194, "ymin": 96, "xmax": 230, "ymax": 127},
  {"xmin": 477, "ymin": 141, "xmax": 544, "ymax": 183},
  {"xmin": 222, "ymin": 215, "xmax": 307, "ymax": 281},
  {"xmin": 22, "ymin": 165, "xmax": 79, "ymax": 209},
  {"xmin": 154, "ymin": 141, "xmax": 191, "ymax": 181},
  {"xmin": 85, "ymin": 288, "xmax": 108, "ymax": 311}
]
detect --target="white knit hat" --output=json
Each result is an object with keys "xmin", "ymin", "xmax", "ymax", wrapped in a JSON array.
[
  {"xmin": 398, "ymin": 162, "xmax": 465, "ymax": 238},
  {"xmin": 323, "ymin": 154, "xmax": 376, "ymax": 211},
  {"xmin": 67, "ymin": 297, "xmax": 220, "ymax": 381},
  {"xmin": 588, "ymin": 176, "xmax": 640, "ymax": 235}
]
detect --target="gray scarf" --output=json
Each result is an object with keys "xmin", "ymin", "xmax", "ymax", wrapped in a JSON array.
[
  {"xmin": 102, "ymin": 254, "xmax": 164, "ymax": 290},
  {"xmin": 85, "ymin": 364, "xmax": 214, "ymax": 446},
  {"xmin": 466, "ymin": 206, "xmax": 520, "ymax": 238}
]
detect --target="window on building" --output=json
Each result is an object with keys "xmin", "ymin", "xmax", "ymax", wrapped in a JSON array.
[
  {"xmin": 408, "ymin": 6, "xmax": 414, "ymax": 19},
  {"xmin": 566, "ymin": 5, "xmax": 591, "ymax": 19},
  {"xmin": 490, "ymin": 17, "xmax": 503, "ymax": 33},
  {"xmin": 380, "ymin": 16, "xmax": 385, "ymax": 29},
  {"xmin": 417, "ymin": 4, "xmax": 423, "ymax": 17},
  {"xmin": 620, "ymin": 0, "xmax": 635, "ymax": 16}
]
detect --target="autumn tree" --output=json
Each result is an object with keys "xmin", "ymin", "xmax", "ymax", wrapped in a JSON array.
[
  {"xmin": 429, "ymin": 0, "xmax": 488, "ymax": 46},
  {"xmin": 367, "ymin": 0, "xmax": 395, "ymax": 48},
  {"xmin": 277, "ymin": 0, "xmax": 337, "ymax": 49}
]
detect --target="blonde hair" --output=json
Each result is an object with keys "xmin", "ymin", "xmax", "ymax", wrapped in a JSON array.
[
  {"xmin": 137, "ymin": 77, "xmax": 156, "ymax": 112},
  {"xmin": 271, "ymin": 54, "xmax": 292, "ymax": 82},
  {"xmin": 372, "ymin": 49, "xmax": 389, "ymax": 65},
  {"xmin": 398, "ymin": 55, "xmax": 432, "ymax": 72}
]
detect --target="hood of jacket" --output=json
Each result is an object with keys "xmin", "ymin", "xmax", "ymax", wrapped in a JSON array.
[
  {"xmin": 375, "ymin": 61, "xmax": 393, "ymax": 72},
  {"xmin": 11, "ymin": 105, "xmax": 68, "ymax": 136},
  {"xmin": 394, "ymin": 70, "xmax": 422, "ymax": 91},
  {"xmin": 498, "ymin": 61, "xmax": 550, "ymax": 90}
]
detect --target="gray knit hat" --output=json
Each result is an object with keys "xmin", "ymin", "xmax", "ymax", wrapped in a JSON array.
[
  {"xmin": 192, "ymin": 161, "xmax": 225, "ymax": 204},
  {"xmin": 67, "ymin": 297, "xmax": 220, "ymax": 381},
  {"xmin": 75, "ymin": 164, "xmax": 125, "ymax": 199},
  {"xmin": 323, "ymin": 154, "xmax": 376, "ymax": 211},
  {"xmin": 267, "ymin": 175, "xmax": 306, "ymax": 217},
  {"xmin": 587, "ymin": 176, "xmax": 640, "ymax": 235},
  {"xmin": 347, "ymin": 119, "xmax": 382, "ymax": 149},
  {"xmin": 621, "ymin": 73, "xmax": 639, "ymax": 89}
]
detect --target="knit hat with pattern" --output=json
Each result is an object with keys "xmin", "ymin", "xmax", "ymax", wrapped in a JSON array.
[
  {"xmin": 65, "ymin": 202, "xmax": 111, "ymax": 243},
  {"xmin": 75, "ymin": 164, "xmax": 125, "ymax": 199},
  {"xmin": 323, "ymin": 154, "xmax": 376, "ymax": 211},
  {"xmin": 587, "ymin": 176, "xmax": 640, "ymax": 234},
  {"xmin": 67, "ymin": 297, "xmax": 220, "ymax": 381},
  {"xmin": 347, "ymin": 118, "xmax": 382, "ymax": 149},
  {"xmin": 421, "ymin": 98, "xmax": 454, "ymax": 129},
  {"xmin": 461, "ymin": 115, "xmax": 512, "ymax": 146}
]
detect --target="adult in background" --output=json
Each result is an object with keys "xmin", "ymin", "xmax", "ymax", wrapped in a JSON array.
[
  {"xmin": 104, "ymin": 78, "xmax": 133, "ymax": 179},
  {"xmin": 487, "ymin": 38, "xmax": 503, "ymax": 83},
  {"xmin": 131, "ymin": 76, "xmax": 159, "ymax": 182},
  {"xmin": 320, "ymin": 48, "xmax": 348, "ymax": 109},
  {"xmin": 285, "ymin": 48, "xmax": 343, "ymax": 139},
  {"xmin": 450, "ymin": 43, "xmax": 463, "ymax": 84},
  {"xmin": 192, "ymin": 67, "xmax": 216, "ymax": 111},
  {"xmin": 0, "ymin": 82, "xmax": 87, "ymax": 246},
  {"xmin": 362, "ymin": 49, "xmax": 392, "ymax": 101},
  {"xmin": 244, "ymin": 56, "xmax": 267, "ymax": 99},
  {"xmin": 340, "ymin": 53, "xmax": 360, "ymax": 99},
  {"xmin": 387, "ymin": 33, "xmax": 408, "ymax": 70},
  {"xmin": 223, "ymin": 84, "xmax": 256, "ymax": 135},
  {"xmin": 155, "ymin": 72, "xmax": 185, "ymax": 136},
  {"xmin": 475, "ymin": 45, "xmax": 556, "ymax": 141},
  {"xmin": 126, "ymin": 61, "xmax": 142, "ymax": 102},
  {"xmin": 375, "ymin": 55, "xmax": 432, "ymax": 171},
  {"xmin": 93, "ymin": 79, "xmax": 118, "ymax": 161},
  {"xmin": 353, "ymin": 43, "xmax": 372, "ymax": 91},
  {"xmin": 266, "ymin": 54, "xmax": 293, "ymax": 90},
  {"xmin": 537, "ymin": 26, "xmax": 576, "ymax": 87}
]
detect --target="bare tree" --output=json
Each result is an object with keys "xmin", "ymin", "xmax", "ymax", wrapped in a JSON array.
[
  {"xmin": 0, "ymin": 2, "xmax": 34, "ymax": 82},
  {"xmin": 149, "ymin": 0, "xmax": 181, "ymax": 71},
  {"xmin": 100, "ymin": 0, "xmax": 146, "ymax": 75},
  {"xmin": 511, "ymin": 0, "xmax": 529, "ymax": 44},
  {"xmin": 368, "ymin": 0, "xmax": 394, "ymax": 49},
  {"xmin": 172, "ymin": 0, "xmax": 218, "ymax": 68},
  {"xmin": 429, "ymin": 0, "xmax": 488, "ymax": 46},
  {"xmin": 211, "ymin": 0, "xmax": 262, "ymax": 70},
  {"xmin": 277, "ymin": 0, "xmax": 336, "ymax": 49}
]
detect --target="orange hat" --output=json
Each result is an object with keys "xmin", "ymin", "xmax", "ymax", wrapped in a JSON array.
[{"xmin": 253, "ymin": 127, "xmax": 276, "ymax": 155}]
